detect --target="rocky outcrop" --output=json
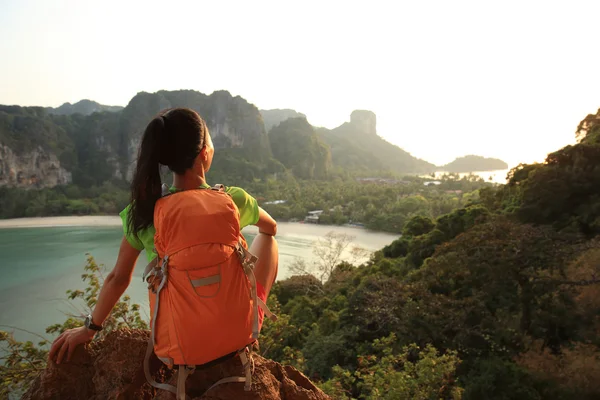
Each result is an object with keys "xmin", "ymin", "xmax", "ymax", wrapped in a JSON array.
[
  {"xmin": 0, "ymin": 144, "xmax": 71, "ymax": 188},
  {"xmin": 206, "ymin": 91, "xmax": 268, "ymax": 154},
  {"xmin": 23, "ymin": 329, "xmax": 330, "ymax": 400},
  {"xmin": 120, "ymin": 90, "xmax": 269, "ymax": 152},
  {"xmin": 318, "ymin": 110, "xmax": 436, "ymax": 174},
  {"xmin": 350, "ymin": 110, "xmax": 376, "ymax": 136},
  {"xmin": 117, "ymin": 90, "xmax": 272, "ymax": 179}
]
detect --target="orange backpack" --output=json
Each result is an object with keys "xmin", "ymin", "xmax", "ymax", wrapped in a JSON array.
[{"xmin": 141, "ymin": 184, "xmax": 276, "ymax": 400}]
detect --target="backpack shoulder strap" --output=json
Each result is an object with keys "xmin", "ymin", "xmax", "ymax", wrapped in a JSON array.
[
  {"xmin": 159, "ymin": 183, "xmax": 222, "ymax": 197},
  {"xmin": 210, "ymin": 184, "xmax": 234, "ymax": 199}
]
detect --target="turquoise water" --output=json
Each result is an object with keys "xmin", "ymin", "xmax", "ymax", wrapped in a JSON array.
[
  {"xmin": 0, "ymin": 223, "xmax": 398, "ymax": 343},
  {"xmin": 0, "ymin": 226, "xmax": 140, "ymax": 343}
]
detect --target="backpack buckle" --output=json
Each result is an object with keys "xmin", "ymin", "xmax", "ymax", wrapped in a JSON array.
[{"xmin": 145, "ymin": 255, "xmax": 169, "ymax": 293}]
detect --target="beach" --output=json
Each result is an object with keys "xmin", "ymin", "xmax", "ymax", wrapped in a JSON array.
[{"xmin": 0, "ymin": 216, "xmax": 123, "ymax": 228}]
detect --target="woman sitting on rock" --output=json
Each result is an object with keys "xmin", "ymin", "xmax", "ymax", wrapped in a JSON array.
[{"xmin": 48, "ymin": 107, "xmax": 279, "ymax": 395}]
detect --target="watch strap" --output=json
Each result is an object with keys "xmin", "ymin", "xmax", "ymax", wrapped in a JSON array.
[{"xmin": 86, "ymin": 315, "xmax": 103, "ymax": 331}]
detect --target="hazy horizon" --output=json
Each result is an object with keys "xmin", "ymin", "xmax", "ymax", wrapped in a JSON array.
[{"xmin": 2, "ymin": 0, "xmax": 600, "ymax": 168}]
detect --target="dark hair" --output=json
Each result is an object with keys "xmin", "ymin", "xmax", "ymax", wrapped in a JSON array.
[{"xmin": 128, "ymin": 108, "xmax": 208, "ymax": 234}]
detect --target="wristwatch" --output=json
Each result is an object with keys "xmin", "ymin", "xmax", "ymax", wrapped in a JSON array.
[{"xmin": 84, "ymin": 314, "xmax": 103, "ymax": 331}]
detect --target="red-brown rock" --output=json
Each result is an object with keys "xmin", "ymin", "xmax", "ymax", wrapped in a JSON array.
[{"xmin": 23, "ymin": 329, "xmax": 330, "ymax": 400}]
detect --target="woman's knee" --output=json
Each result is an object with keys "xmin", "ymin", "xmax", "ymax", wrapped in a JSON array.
[
  {"xmin": 250, "ymin": 233, "xmax": 278, "ymax": 257},
  {"xmin": 252, "ymin": 231, "xmax": 277, "ymax": 246}
]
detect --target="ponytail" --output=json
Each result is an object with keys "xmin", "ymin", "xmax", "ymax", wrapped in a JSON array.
[
  {"xmin": 127, "ymin": 108, "xmax": 206, "ymax": 235},
  {"xmin": 128, "ymin": 116, "xmax": 165, "ymax": 235}
]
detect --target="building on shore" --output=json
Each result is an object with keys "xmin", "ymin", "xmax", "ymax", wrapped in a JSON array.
[
  {"xmin": 304, "ymin": 210, "xmax": 323, "ymax": 224},
  {"xmin": 264, "ymin": 200, "xmax": 287, "ymax": 205}
]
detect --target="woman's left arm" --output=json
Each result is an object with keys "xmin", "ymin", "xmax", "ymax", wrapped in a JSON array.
[{"xmin": 48, "ymin": 237, "xmax": 141, "ymax": 364}]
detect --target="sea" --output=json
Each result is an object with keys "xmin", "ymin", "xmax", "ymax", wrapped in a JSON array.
[{"xmin": 0, "ymin": 221, "xmax": 398, "ymax": 343}]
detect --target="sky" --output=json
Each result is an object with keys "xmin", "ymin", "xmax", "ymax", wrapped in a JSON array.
[{"xmin": 1, "ymin": 0, "xmax": 600, "ymax": 168}]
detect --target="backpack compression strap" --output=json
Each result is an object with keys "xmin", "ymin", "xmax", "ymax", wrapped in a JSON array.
[
  {"xmin": 142, "ymin": 255, "xmax": 179, "ymax": 397},
  {"xmin": 203, "ymin": 347, "xmax": 255, "ymax": 393},
  {"xmin": 235, "ymin": 240, "xmax": 278, "ymax": 338}
]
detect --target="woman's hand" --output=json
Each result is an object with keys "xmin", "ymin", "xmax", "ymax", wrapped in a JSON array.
[
  {"xmin": 47, "ymin": 237, "xmax": 141, "ymax": 365},
  {"xmin": 48, "ymin": 326, "xmax": 96, "ymax": 364}
]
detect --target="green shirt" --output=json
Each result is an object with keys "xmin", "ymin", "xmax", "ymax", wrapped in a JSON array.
[{"xmin": 119, "ymin": 183, "xmax": 259, "ymax": 262}]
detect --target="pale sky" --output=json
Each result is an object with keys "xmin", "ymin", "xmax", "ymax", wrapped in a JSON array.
[{"xmin": 1, "ymin": 0, "xmax": 599, "ymax": 167}]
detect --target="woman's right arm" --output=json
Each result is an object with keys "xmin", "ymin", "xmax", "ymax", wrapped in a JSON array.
[
  {"xmin": 48, "ymin": 237, "xmax": 141, "ymax": 364},
  {"xmin": 88, "ymin": 236, "xmax": 141, "ymax": 327},
  {"xmin": 255, "ymin": 207, "xmax": 277, "ymax": 236}
]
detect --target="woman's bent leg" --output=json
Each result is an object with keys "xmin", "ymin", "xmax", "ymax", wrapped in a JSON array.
[{"xmin": 249, "ymin": 233, "xmax": 279, "ymax": 297}]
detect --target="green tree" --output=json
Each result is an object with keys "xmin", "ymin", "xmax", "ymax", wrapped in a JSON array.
[
  {"xmin": 320, "ymin": 333, "xmax": 463, "ymax": 400},
  {"xmin": 403, "ymin": 215, "xmax": 435, "ymax": 237},
  {"xmin": 290, "ymin": 231, "xmax": 370, "ymax": 284}
]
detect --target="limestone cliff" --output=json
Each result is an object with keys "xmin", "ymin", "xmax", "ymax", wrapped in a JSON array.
[
  {"xmin": 0, "ymin": 144, "xmax": 72, "ymax": 188},
  {"xmin": 116, "ymin": 89, "xmax": 272, "ymax": 180},
  {"xmin": 0, "ymin": 105, "xmax": 74, "ymax": 188},
  {"xmin": 23, "ymin": 329, "xmax": 330, "ymax": 400},
  {"xmin": 318, "ymin": 110, "xmax": 436, "ymax": 174},
  {"xmin": 350, "ymin": 110, "xmax": 376, "ymax": 136},
  {"xmin": 0, "ymin": 90, "xmax": 272, "ymax": 188}
]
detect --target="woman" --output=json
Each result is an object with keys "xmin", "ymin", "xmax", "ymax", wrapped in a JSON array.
[{"xmin": 49, "ymin": 107, "xmax": 278, "ymax": 364}]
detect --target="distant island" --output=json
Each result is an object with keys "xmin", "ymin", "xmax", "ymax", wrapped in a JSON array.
[{"xmin": 440, "ymin": 155, "xmax": 508, "ymax": 173}]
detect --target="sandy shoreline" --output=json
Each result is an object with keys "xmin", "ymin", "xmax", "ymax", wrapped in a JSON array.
[
  {"xmin": 0, "ymin": 217, "xmax": 398, "ymax": 245},
  {"xmin": 0, "ymin": 216, "xmax": 123, "ymax": 228}
]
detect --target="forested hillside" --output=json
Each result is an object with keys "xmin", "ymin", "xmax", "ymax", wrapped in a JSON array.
[
  {"xmin": 259, "ymin": 109, "xmax": 600, "ymax": 399},
  {"xmin": 46, "ymin": 99, "xmax": 123, "ymax": 116}
]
